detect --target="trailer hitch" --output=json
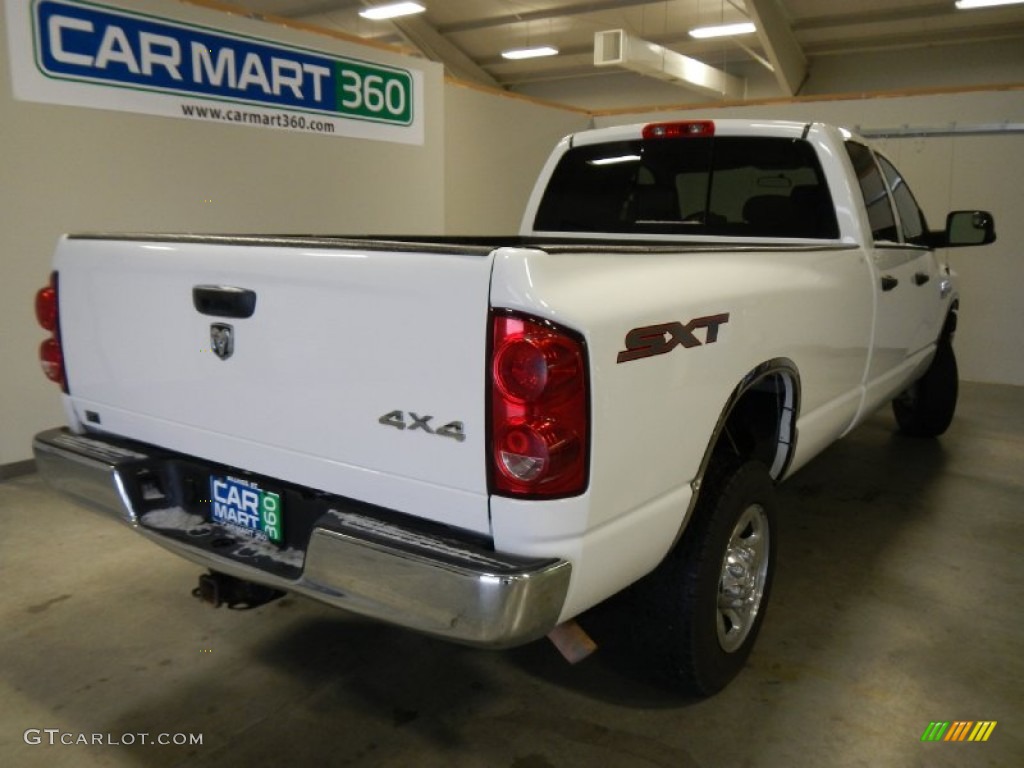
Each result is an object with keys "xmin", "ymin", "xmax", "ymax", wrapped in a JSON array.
[{"xmin": 193, "ymin": 571, "xmax": 285, "ymax": 610}]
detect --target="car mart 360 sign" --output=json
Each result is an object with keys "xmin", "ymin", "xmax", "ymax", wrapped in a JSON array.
[{"xmin": 6, "ymin": 0, "xmax": 425, "ymax": 144}]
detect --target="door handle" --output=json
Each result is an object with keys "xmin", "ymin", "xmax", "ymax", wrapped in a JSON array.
[
  {"xmin": 880, "ymin": 275, "xmax": 899, "ymax": 292},
  {"xmin": 192, "ymin": 285, "xmax": 257, "ymax": 318},
  {"xmin": 914, "ymin": 272, "xmax": 931, "ymax": 286}
]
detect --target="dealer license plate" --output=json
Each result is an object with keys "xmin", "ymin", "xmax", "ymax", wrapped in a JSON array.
[{"xmin": 209, "ymin": 475, "xmax": 283, "ymax": 545}]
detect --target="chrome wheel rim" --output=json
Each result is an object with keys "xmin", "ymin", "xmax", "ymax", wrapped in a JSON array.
[{"xmin": 717, "ymin": 503, "xmax": 770, "ymax": 653}]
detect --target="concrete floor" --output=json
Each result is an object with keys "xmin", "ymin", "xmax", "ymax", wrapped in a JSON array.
[{"xmin": 1, "ymin": 382, "xmax": 1021, "ymax": 767}]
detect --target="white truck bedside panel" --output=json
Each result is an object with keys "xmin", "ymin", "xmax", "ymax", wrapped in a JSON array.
[{"xmin": 490, "ymin": 243, "xmax": 874, "ymax": 515}]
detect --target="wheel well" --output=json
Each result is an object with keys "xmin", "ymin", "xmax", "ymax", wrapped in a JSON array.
[
  {"xmin": 943, "ymin": 300, "xmax": 959, "ymax": 342},
  {"xmin": 672, "ymin": 362, "xmax": 799, "ymax": 553},
  {"xmin": 711, "ymin": 364, "xmax": 799, "ymax": 482}
]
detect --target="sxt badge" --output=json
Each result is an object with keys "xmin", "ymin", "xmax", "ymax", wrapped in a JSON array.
[{"xmin": 617, "ymin": 313, "xmax": 729, "ymax": 363}]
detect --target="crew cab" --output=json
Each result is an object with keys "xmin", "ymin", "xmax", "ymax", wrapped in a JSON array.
[{"xmin": 33, "ymin": 119, "xmax": 995, "ymax": 694}]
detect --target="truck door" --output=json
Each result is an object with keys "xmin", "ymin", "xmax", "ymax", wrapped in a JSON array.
[{"xmin": 846, "ymin": 142, "xmax": 943, "ymax": 407}]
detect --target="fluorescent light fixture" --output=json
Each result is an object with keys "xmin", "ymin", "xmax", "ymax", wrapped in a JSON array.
[
  {"xmin": 501, "ymin": 46, "xmax": 559, "ymax": 60},
  {"xmin": 955, "ymin": 0, "xmax": 1024, "ymax": 7},
  {"xmin": 689, "ymin": 21, "xmax": 757, "ymax": 39},
  {"xmin": 358, "ymin": 2, "xmax": 425, "ymax": 21}
]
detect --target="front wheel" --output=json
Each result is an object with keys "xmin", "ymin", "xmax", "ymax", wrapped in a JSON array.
[
  {"xmin": 893, "ymin": 340, "xmax": 958, "ymax": 437},
  {"xmin": 632, "ymin": 460, "xmax": 777, "ymax": 696}
]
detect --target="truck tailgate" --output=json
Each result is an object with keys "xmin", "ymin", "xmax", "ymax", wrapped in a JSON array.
[{"xmin": 54, "ymin": 235, "xmax": 495, "ymax": 535}]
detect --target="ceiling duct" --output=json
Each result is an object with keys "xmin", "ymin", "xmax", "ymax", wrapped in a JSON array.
[{"xmin": 594, "ymin": 29, "xmax": 745, "ymax": 99}]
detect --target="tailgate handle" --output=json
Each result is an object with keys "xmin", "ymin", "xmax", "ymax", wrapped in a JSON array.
[{"xmin": 192, "ymin": 285, "xmax": 257, "ymax": 319}]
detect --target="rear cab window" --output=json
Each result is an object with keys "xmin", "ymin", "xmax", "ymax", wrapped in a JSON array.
[{"xmin": 534, "ymin": 136, "xmax": 839, "ymax": 239}]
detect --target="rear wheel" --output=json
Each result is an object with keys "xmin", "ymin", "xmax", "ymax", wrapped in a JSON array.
[
  {"xmin": 633, "ymin": 460, "xmax": 777, "ymax": 696},
  {"xmin": 893, "ymin": 340, "xmax": 958, "ymax": 437}
]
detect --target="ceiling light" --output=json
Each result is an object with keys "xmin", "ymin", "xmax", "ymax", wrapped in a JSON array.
[
  {"xmin": 588, "ymin": 155, "xmax": 642, "ymax": 166},
  {"xmin": 501, "ymin": 46, "xmax": 559, "ymax": 60},
  {"xmin": 358, "ymin": 2, "xmax": 426, "ymax": 21},
  {"xmin": 955, "ymin": 0, "xmax": 1024, "ymax": 7},
  {"xmin": 688, "ymin": 21, "xmax": 757, "ymax": 39}
]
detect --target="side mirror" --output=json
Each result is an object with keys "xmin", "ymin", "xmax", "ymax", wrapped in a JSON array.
[{"xmin": 944, "ymin": 210, "xmax": 996, "ymax": 247}]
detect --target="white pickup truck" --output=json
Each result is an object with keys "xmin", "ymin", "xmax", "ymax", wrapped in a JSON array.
[{"xmin": 33, "ymin": 119, "xmax": 995, "ymax": 695}]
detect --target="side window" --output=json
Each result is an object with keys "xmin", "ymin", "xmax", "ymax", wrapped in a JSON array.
[
  {"xmin": 878, "ymin": 156, "xmax": 929, "ymax": 246},
  {"xmin": 845, "ymin": 142, "xmax": 898, "ymax": 243}
]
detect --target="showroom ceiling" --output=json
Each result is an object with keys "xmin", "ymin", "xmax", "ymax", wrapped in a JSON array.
[{"xmin": 226, "ymin": 1, "xmax": 1024, "ymax": 103}]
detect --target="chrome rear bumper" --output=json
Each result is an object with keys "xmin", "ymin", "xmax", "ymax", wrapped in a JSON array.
[{"xmin": 33, "ymin": 428, "xmax": 571, "ymax": 647}]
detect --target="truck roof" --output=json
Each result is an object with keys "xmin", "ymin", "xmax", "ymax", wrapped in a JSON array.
[{"xmin": 568, "ymin": 119, "xmax": 835, "ymax": 147}]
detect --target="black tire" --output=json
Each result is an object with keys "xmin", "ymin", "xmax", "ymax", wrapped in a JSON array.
[
  {"xmin": 633, "ymin": 460, "xmax": 777, "ymax": 696},
  {"xmin": 892, "ymin": 340, "xmax": 958, "ymax": 437}
]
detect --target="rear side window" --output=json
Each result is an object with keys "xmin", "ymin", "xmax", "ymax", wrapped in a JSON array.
[
  {"xmin": 845, "ymin": 142, "xmax": 898, "ymax": 243},
  {"xmin": 533, "ymin": 136, "xmax": 839, "ymax": 239},
  {"xmin": 877, "ymin": 155, "xmax": 929, "ymax": 246}
]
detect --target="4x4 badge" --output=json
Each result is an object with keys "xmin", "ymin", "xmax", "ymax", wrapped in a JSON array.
[
  {"xmin": 378, "ymin": 410, "xmax": 465, "ymax": 442},
  {"xmin": 210, "ymin": 323, "xmax": 234, "ymax": 360}
]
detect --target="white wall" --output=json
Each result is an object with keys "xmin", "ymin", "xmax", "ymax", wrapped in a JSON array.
[
  {"xmin": 444, "ymin": 83, "xmax": 588, "ymax": 234},
  {"xmin": 0, "ymin": 0, "xmax": 446, "ymax": 466},
  {"xmin": 593, "ymin": 90, "xmax": 1024, "ymax": 386}
]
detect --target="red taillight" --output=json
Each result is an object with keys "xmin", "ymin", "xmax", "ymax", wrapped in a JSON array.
[
  {"xmin": 642, "ymin": 120, "xmax": 715, "ymax": 140},
  {"xmin": 35, "ymin": 271, "xmax": 67, "ymax": 391},
  {"xmin": 35, "ymin": 284, "xmax": 57, "ymax": 332},
  {"xmin": 490, "ymin": 312, "xmax": 589, "ymax": 498},
  {"xmin": 40, "ymin": 337, "xmax": 64, "ymax": 383},
  {"xmin": 494, "ymin": 334, "xmax": 580, "ymax": 404}
]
